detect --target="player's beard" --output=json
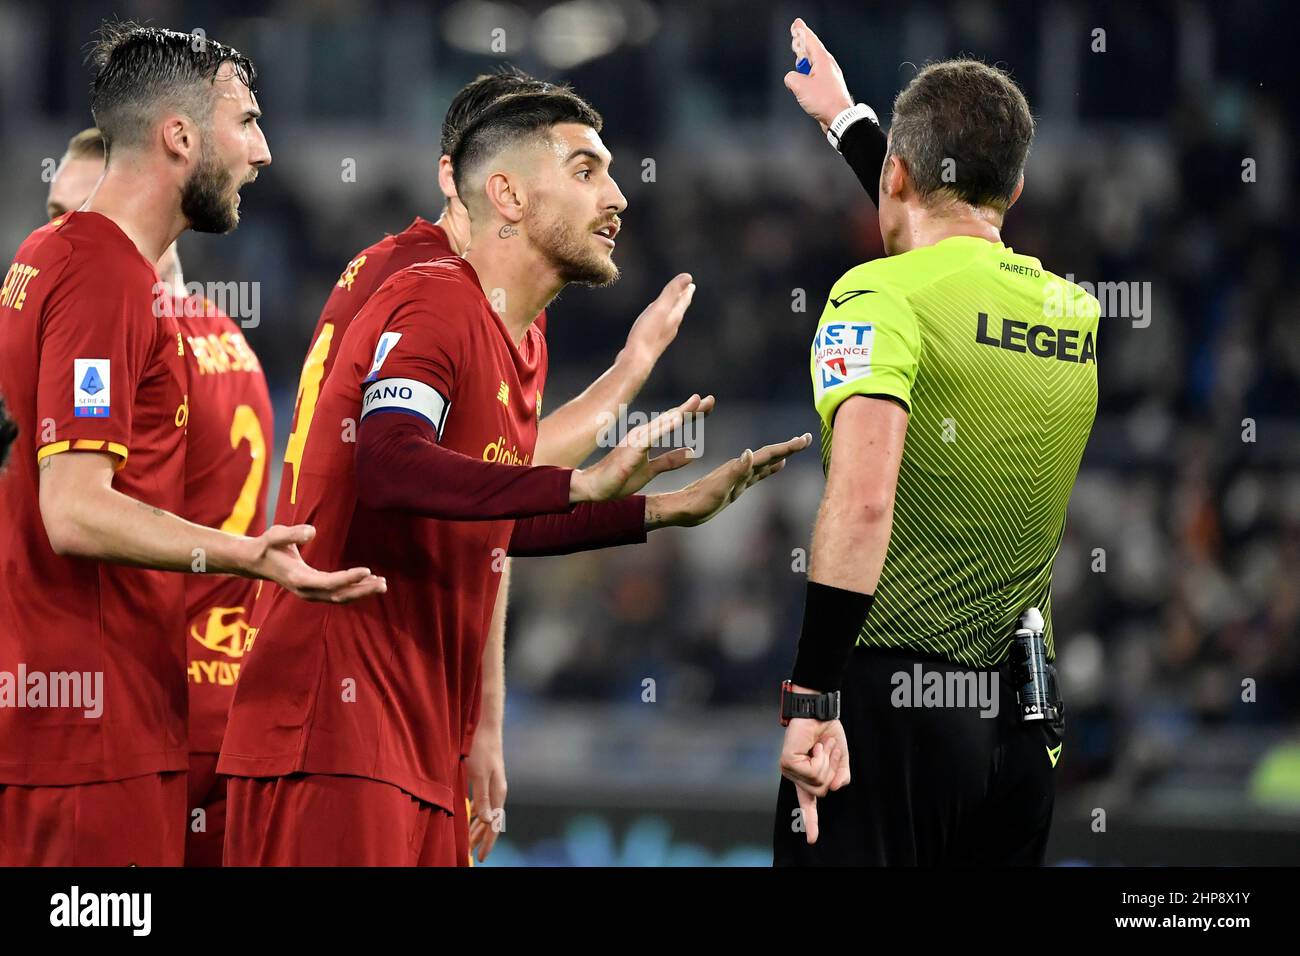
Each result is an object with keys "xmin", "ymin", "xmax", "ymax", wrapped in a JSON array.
[
  {"xmin": 528, "ymin": 200, "xmax": 619, "ymax": 287},
  {"xmin": 181, "ymin": 143, "xmax": 241, "ymax": 234}
]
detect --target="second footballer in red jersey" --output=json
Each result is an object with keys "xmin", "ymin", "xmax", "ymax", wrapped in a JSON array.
[
  {"xmin": 222, "ymin": 257, "xmax": 568, "ymax": 845},
  {"xmin": 282, "ymin": 70, "xmax": 700, "ymax": 865},
  {"xmin": 221, "ymin": 87, "xmax": 809, "ymax": 866}
]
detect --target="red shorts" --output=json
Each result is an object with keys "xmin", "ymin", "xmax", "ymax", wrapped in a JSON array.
[
  {"xmin": 185, "ymin": 753, "xmax": 227, "ymax": 868},
  {"xmin": 0, "ymin": 771, "xmax": 186, "ymax": 866},
  {"xmin": 224, "ymin": 773, "xmax": 458, "ymax": 866}
]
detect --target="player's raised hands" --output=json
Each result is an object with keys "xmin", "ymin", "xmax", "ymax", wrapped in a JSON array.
[
  {"xmin": 622, "ymin": 273, "xmax": 695, "ymax": 369},
  {"xmin": 241, "ymin": 524, "xmax": 388, "ymax": 603},
  {"xmin": 783, "ymin": 18, "xmax": 854, "ymax": 132},
  {"xmin": 779, "ymin": 711, "xmax": 851, "ymax": 844},
  {"xmin": 569, "ymin": 393, "xmax": 715, "ymax": 503},
  {"xmin": 645, "ymin": 432, "xmax": 813, "ymax": 528}
]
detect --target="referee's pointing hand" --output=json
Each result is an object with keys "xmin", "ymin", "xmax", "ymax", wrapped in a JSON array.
[
  {"xmin": 779, "ymin": 698, "xmax": 851, "ymax": 844},
  {"xmin": 783, "ymin": 18, "xmax": 854, "ymax": 133}
]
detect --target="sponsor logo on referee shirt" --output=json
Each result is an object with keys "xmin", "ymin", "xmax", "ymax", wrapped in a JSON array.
[
  {"xmin": 813, "ymin": 321, "xmax": 875, "ymax": 394},
  {"xmin": 829, "ymin": 289, "xmax": 876, "ymax": 309},
  {"xmin": 975, "ymin": 312, "xmax": 1097, "ymax": 364}
]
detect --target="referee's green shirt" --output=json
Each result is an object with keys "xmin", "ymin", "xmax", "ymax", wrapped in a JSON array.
[{"xmin": 810, "ymin": 236, "xmax": 1099, "ymax": 666}]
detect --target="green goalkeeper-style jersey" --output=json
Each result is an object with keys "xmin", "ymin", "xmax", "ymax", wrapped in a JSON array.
[{"xmin": 809, "ymin": 235, "xmax": 1099, "ymax": 666}]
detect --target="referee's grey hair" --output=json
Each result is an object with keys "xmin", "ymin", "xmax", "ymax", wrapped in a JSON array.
[{"xmin": 887, "ymin": 59, "xmax": 1034, "ymax": 211}]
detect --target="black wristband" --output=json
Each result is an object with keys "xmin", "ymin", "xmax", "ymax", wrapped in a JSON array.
[
  {"xmin": 838, "ymin": 117, "xmax": 887, "ymax": 209},
  {"xmin": 790, "ymin": 581, "xmax": 874, "ymax": 692}
]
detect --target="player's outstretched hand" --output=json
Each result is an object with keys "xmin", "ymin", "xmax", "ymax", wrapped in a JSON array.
[
  {"xmin": 783, "ymin": 18, "xmax": 854, "ymax": 133},
  {"xmin": 779, "ymin": 711, "xmax": 851, "ymax": 845},
  {"xmin": 646, "ymin": 432, "xmax": 812, "ymax": 528},
  {"xmin": 623, "ymin": 273, "xmax": 695, "ymax": 369},
  {"xmin": 570, "ymin": 393, "xmax": 715, "ymax": 502},
  {"xmin": 243, "ymin": 524, "xmax": 388, "ymax": 603}
]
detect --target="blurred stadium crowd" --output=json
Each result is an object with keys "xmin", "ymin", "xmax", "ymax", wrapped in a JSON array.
[{"xmin": 1, "ymin": 0, "xmax": 1296, "ymax": 854}]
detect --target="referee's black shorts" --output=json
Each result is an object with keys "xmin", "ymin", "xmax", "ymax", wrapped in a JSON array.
[{"xmin": 773, "ymin": 646, "xmax": 1061, "ymax": 866}]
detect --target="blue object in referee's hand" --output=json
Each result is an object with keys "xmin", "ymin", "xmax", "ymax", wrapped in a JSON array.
[{"xmin": 796, "ymin": 57, "xmax": 811, "ymax": 74}]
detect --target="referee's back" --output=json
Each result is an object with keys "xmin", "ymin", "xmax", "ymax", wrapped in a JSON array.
[{"xmin": 810, "ymin": 235, "xmax": 1100, "ymax": 666}]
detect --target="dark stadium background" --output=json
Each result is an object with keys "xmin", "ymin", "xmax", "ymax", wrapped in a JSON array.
[{"xmin": 1, "ymin": 0, "xmax": 1297, "ymax": 865}]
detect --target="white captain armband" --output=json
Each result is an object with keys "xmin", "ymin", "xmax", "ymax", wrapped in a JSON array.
[{"xmin": 361, "ymin": 377, "xmax": 451, "ymax": 438}]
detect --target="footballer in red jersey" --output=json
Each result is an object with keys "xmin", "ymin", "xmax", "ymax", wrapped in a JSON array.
[
  {"xmin": 41, "ymin": 125, "xmax": 277, "ymax": 867},
  {"xmin": 0, "ymin": 211, "xmax": 190, "ymax": 828},
  {"xmin": 220, "ymin": 87, "xmax": 810, "ymax": 866},
  {"xmin": 283, "ymin": 69, "xmax": 699, "ymax": 866},
  {"xmin": 0, "ymin": 25, "xmax": 379, "ymax": 866}
]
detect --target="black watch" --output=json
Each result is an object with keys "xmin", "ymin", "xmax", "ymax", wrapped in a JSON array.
[{"xmin": 780, "ymin": 679, "xmax": 841, "ymax": 726}]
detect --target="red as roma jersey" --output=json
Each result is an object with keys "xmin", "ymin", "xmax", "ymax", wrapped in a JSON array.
[
  {"xmin": 173, "ymin": 294, "xmax": 273, "ymax": 754},
  {"xmin": 278, "ymin": 217, "xmax": 547, "ymax": 761},
  {"xmin": 0, "ymin": 211, "xmax": 189, "ymax": 786},
  {"xmin": 219, "ymin": 257, "xmax": 546, "ymax": 810}
]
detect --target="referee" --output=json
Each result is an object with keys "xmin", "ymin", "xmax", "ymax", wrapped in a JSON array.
[{"xmin": 773, "ymin": 20, "xmax": 1099, "ymax": 865}]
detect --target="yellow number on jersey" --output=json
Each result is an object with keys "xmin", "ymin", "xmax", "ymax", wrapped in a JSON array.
[
  {"xmin": 219, "ymin": 404, "xmax": 267, "ymax": 535},
  {"xmin": 283, "ymin": 323, "xmax": 334, "ymax": 504}
]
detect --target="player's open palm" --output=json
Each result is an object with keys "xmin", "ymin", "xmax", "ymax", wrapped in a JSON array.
[
  {"xmin": 660, "ymin": 432, "xmax": 813, "ymax": 527},
  {"xmin": 245, "ymin": 524, "xmax": 388, "ymax": 603},
  {"xmin": 780, "ymin": 715, "xmax": 851, "ymax": 845},
  {"xmin": 575, "ymin": 394, "xmax": 715, "ymax": 501},
  {"xmin": 624, "ymin": 273, "xmax": 695, "ymax": 366}
]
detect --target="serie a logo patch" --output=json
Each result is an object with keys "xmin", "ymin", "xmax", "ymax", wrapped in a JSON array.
[
  {"xmin": 73, "ymin": 358, "xmax": 110, "ymax": 418},
  {"xmin": 813, "ymin": 322, "xmax": 874, "ymax": 394},
  {"xmin": 364, "ymin": 331, "xmax": 402, "ymax": 383}
]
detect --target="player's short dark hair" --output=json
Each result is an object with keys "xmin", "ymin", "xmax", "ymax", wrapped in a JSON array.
[
  {"xmin": 0, "ymin": 395, "xmax": 17, "ymax": 472},
  {"xmin": 87, "ymin": 21, "xmax": 257, "ymax": 157},
  {"xmin": 440, "ymin": 66, "xmax": 556, "ymax": 158},
  {"xmin": 888, "ymin": 59, "xmax": 1034, "ymax": 211},
  {"xmin": 64, "ymin": 127, "xmax": 106, "ymax": 162},
  {"xmin": 451, "ymin": 88, "xmax": 603, "ymax": 212}
]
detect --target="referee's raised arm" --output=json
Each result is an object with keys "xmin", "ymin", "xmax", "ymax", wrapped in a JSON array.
[{"xmin": 784, "ymin": 18, "xmax": 887, "ymax": 207}]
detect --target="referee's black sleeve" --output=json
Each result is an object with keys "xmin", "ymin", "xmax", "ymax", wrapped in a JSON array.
[{"xmin": 838, "ymin": 117, "xmax": 887, "ymax": 208}]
